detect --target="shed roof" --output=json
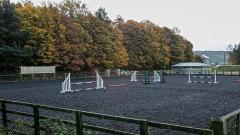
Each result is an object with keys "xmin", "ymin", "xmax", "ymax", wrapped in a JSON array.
[{"xmin": 172, "ymin": 62, "xmax": 210, "ymax": 67}]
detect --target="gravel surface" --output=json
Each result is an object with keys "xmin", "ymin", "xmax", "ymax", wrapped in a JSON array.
[{"xmin": 0, "ymin": 75, "xmax": 240, "ymax": 134}]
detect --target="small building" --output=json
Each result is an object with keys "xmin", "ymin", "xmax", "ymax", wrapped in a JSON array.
[{"xmin": 172, "ymin": 62, "xmax": 211, "ymax": 74}]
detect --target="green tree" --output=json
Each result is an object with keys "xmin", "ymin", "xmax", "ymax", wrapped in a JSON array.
[
  {"xmin": 229, "ymin": 43, "xmax": 240, "ymax": 64},
  {"xmin": 0, "ymin": 0, "xmax": 29, "ymax": 73},
  {"xmin": 0, "ymin": 0, "xmax": 24, "ymax": 46},
  {"xmin": 95, "ymin": 7, "xmax": 110, "ymax": 23}
]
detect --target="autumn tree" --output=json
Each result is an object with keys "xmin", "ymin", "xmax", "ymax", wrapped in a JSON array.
[
  {"xmin": 192, "ymin": 54, "xmax": 203, "ymax": 62},
  {"xmin": 16, "ymin": 2, "xmax": 56, "ymax": 65},
  {"xmin": 0, "ymin": 0, "xmax": 197, "ymax": 73},
  {"xmin": 55, "ymin": 15, "xmax": 92, "ymax": 71},
  {"xmin": 142, "ymin": 21, "xmax": 170, "ymax": 69},
  {"xmin": 113, "ymin": 26, "xmax": 129, "ymax": 68},
  {"xmin": 119, "ymin": 20, "xmax": 153, "ymax": 70}
]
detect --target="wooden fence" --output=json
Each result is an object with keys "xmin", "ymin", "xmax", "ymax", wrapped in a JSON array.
[
  {"xmin": 210, "ymin": 108, "xmax": 240, "ymax": 135},
  {"xmin": 0, "ymin": 99, "xmax": 214, "ymax": 135}
]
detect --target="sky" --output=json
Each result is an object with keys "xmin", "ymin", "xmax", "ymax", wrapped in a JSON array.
[{"xmin": 12, "ymin": 0, "xmax": 240, "ymax": 51}]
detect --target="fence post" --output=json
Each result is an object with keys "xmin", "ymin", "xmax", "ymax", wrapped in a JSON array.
[
  {"xmin": 140, "ymin": 120, "xmax": 148, "ymax": 135},
  {"xmin": 75, "ymin": 111, "xmax": 83, "ymax": 135},
  {"xmin": 19, "ymin": 74, "xmax": 22, "ymax": 80},
  {"xmin": 209, "ymin": 118, "xmax": 224, "ymax": 135},
  {"xmin": 144, "ymin": 72, "xmax": 147, "ymax": 84},
  {"xmin": 1, "ymin": 100, "xmax": 8, "ymax": 135},
  {"xmin": 162, "ymin": 71, "xmax": 165, "ymax": 82},
  {"xmin": 236, "ymin": 114, "xmax": 240, "ymax": 135},
  {"xmin": 33, "ymin": 105, "xmax": 40, "ymax": 135}
]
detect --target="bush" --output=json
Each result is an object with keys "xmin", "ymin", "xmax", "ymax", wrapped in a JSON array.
[{"xmin": 40, "ymin": 118, "xmax": 97, "ymax": 135}]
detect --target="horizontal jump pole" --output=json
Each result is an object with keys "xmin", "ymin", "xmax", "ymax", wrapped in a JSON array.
[
  {"xmin": 108, "ymin": 84, "xmax": 127, "ymax": 87},
  {"xmin": 71, "ymin": 81, "xmax": 96, "ymax": 85},
  {"xmin": 60, "ymin": 87, "xmax": 97, "ymax": 93},
  {"xmin": 192, "ymin": 76, "xmax": 215, "ymax": 79},
  {"xmin": 233, "ymin": 80, "xmax": 240, "ymax": 82},
  {"xmin": 189, "ymin": 81, "xmax": 218, "ymax": 84}
]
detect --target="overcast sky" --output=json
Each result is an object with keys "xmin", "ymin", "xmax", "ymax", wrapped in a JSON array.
[{"xmin": 12, "ymin": 0, "xmax": 240, "ymax": 51}]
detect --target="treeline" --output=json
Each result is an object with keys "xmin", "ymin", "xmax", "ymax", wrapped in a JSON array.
[
  {"xmin": 0, "ymin": 0, "xmax": 199, "ymax": 73},
  {"xmin": 228, "ymin": 43, "xmax": 240, "ymax": 64}
]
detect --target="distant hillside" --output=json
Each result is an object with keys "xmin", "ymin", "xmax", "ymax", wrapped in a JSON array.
[{"xmin": 193, "ymin": 51, "xmax": 230, "ymax": 65}]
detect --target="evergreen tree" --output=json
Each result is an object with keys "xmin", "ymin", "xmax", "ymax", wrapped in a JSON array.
[
  {"xmin": 0, "ymin": 0, "xmax": 29, "ymax": 73},
  {"xmin": 95, "ymin": 7, "xmax": 110, "ymax": 23}
]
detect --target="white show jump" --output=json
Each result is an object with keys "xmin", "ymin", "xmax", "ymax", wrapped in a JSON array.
[
  {"xmin": 153, "ymin": 71, "xmax": 161, "ymax": 82},
  {"xmin": 130, "ymin": 70, "xmax": 161, "ymax": 82},
  {"xmin": 130, "ymin": 71, "xmax": 137, "ymax": 81},
  {"xmin": 61, "ymin": 71, "xmax": 104, "ymax": 93},
  {"xmin": 188, "ymin": 69, "xmax": 218, "ymax": 84}
]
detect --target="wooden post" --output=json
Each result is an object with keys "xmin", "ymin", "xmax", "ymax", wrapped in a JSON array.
[
  {"xmin": 147, "ymin": 72, "xmax": 150, "ymax": 84},
  {"xmin": 33, "ymin": 105, "xmax": 40, "ymax": 135},
  {"xmin": 235, "ymin": 114, "xmax": 239, "ymax": 135},
  {"xmin": 75, "ymin": 111, "xmax": 83, "ymax": 135},
  {"xmin": 209, "ymin": 118, "xmax": 224, "ymax": 135},
  {"xmin": 140, "ymin": 120, "xmax": 148, "ymax": 135},
  {"xmin": 1, "ymin": 100, "xmax": 8, "ymax": 135},
  {"xmin": 144, "ymin": 71, "xmax": 147, "ymax": 84}
]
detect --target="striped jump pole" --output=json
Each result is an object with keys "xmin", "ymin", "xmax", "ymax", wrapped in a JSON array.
[
  {"xmin": 188, "ymin": 69, "xmax": 191, "ymax": 83},
  {"xmin": 214, "ymin": 70, "xmax": 218, "ymax": 84}
]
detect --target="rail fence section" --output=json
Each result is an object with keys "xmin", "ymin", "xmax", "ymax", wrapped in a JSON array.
[
  {"xmin": 210, "ymin": 108, "xmax": 240, "ymax": 135},
  {"xmin": 0, "ymin": 99, "xmax": 214, "ymax": 135},
  {"xmin": 1, "ymin": 70, "xmax": 239, "ymax": 82},
  {"xmin": 0, "ymin": 70, "xmax": 132, "ymax": 82}
]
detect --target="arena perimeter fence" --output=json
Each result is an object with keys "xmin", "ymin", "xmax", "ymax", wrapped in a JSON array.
[
  {"xmin": 0, "ymin": 99, "xmax": 216, "ymax": 135},
  {"xmin": 0, "ymin": 70, "xmax": 240, "ymax": 82},
  {"xmin": 0, "ymin": 71, "xmax": 159, "ymax": 82},
  {"xmin": 0, "ymin": 71, "xmax": 131, "ymax": 82},
  {"xmin": 211, "ymin": 108, "xmax": 240, "ymax": 135}
]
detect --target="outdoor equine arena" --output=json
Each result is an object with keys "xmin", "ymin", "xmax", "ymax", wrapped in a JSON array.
[{"xmin": 0, "ymin": 74, "xmax": 240, "ymax": 134}]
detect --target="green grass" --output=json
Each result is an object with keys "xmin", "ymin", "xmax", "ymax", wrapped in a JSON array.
[
  {"xmin": 0, "ymin": 128, "xmax": 3, "ymax": 135},
  {"xmin": 216, "ymin": 65, "xmax": 240, "ymax": 71}
]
